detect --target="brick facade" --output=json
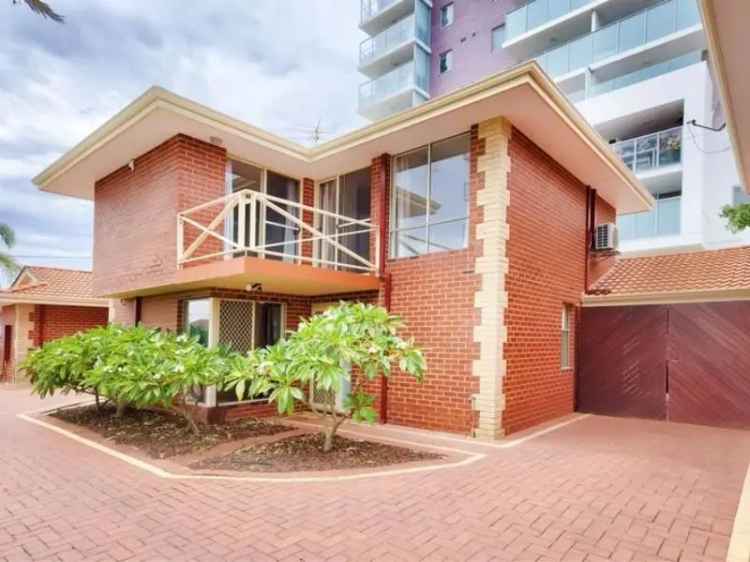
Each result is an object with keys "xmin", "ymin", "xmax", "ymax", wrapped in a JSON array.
[
  {"xmin": 87, "ymin": 124, "xmax": 619, "ymax": 435},
  {"xmin": 94, "ymin": 134, "xmax": 226, "ymax": 297}
]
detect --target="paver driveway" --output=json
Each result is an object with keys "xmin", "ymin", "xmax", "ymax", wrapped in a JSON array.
[{"xmin": 1, "ymin": 388, "xmax": 749, "ymax": 562}]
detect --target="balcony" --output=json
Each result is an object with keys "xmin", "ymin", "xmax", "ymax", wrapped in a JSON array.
[
  {"xmin": 535, "ymin": 0, "xmax": 702, "ymax": 81},
  {"xmin": 358, "ymin": 54, "xmax": 430, "ymax": 120},
  {"xmin": 612, "ymin": 126, "xmax": 682, "ymax": 174},
  {"xmin": 617, "ymin": 193, "xmax": 681, "ymax": 241},
  {"xmin": 175, "ymin": 189, "xmax": 380, "ymax": 296},
  {"xmin": 506, "ymin": 0, "xmax": 593, "ymax": 45},
  {"xmin": 360, "ymin": 0, "xmax": 429, "ymax": 36},
  {"xmin": 359, "ymin": 9, "xmax": 431, "ymax": 78}
]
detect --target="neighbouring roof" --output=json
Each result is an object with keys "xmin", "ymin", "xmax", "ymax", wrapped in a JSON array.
[
  {"xmin": 590, "ymin": 246, "xmax": 750, "ymax": 299},
  {"xmin": 0, "ymin": 266, "xmax": 108, "ymax": 307},
  {"xmin": 32, "ymin": 62, "xmax": 653, "ymax": 214}
]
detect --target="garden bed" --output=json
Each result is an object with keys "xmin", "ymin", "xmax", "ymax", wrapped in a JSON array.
[
  {"xmin": 52, "ymin": 404, "xmax": 291, "ymax": 459},
  {"xmin": 188, "ymin": 433, "xmax": 443, "ymax": 472}
]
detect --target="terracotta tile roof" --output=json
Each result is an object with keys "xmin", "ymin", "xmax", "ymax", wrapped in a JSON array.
[
  {"xmin": 3, "ymin": 266, "xmax": 96, "ymax": 299},
  {"xmin": 591, "ymin": 246, "xmax": 750, "ymax": 296}
]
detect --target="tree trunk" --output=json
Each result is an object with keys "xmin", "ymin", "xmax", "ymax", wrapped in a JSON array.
[
  {"xmin": 115, "ymin": 401, "xmax": 127, "ymax": 418},
  {"xmin": 322, "ymin": 425, "xmax": 334, "ymax": 453},
  {"xmin": 94, "ymin": 390, "xmax": 101, "ymax": 413}
]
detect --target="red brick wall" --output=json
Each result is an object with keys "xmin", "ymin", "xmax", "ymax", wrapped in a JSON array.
[
  {"xmin": 1, "ymin": 305, "xmax": 15, "ymax": 381},
  {"xmin": 94, "ymin": 134, "xmax": 226, "ymax": 297},
  {"xmin": 502, "ymin": 128, "xmax": 594, "ymax": 434},
  {"xmin": 589, "ymin": 196, "xmax": 617, "ymax": 286},
  {"xmin": 33, "ymin": 305, "xmax": 109, "ymax": 346},
  {"xmin": 301, "ymin": 178, "xmax": 315, "ymax": 260}
]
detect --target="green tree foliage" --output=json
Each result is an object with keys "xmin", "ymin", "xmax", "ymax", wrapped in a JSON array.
[
  {"xmin": 11, "ymin": 0, "xmax": 63, "ymax": 22},
  {"xmin": 224, "ymin": 303, "xmax": 426, "ymax": 452},
  {"xmin": 23, "ymin": 325, "xmax": 239, "ymax": 433},
  {"xmin": 721, "ymin": 203, "xmax": 750, "ymax": 233},
  {"xmin": 0, "ymin": 223, "xmax": 18, "ymax": 280}
]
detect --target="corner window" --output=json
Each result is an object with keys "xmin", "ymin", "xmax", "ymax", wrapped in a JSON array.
[
  {"xmin": 561, "ymin": 305, "xmax": 573, "ymax": 370},
  {"xmin": 440, "ymin": 3, "xmax": 454, "ymax": 27},
  {"xmin": 439, "ymin": 50, "xmax": 453, "ymax": 74},
  {"xmin": 390, "ymin": 133, "xmax": 470, "ymax": 258},
  {"xmin": 492, "ymin": 24, "xmax": 506, "ymax": 51}
]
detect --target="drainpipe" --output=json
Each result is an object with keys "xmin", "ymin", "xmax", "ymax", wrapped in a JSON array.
[
  {"xmin": 380, "ymin": 272, "xmax": 392, "ymax": 424},
  {"xmin": 584, "ymin": 187, "xmax": 597, "ymax": 293}
]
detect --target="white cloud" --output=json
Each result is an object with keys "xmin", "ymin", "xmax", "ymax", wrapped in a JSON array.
[{"xmin": 0, "ymin": 0, "xmax": 368, "ymax": 286}]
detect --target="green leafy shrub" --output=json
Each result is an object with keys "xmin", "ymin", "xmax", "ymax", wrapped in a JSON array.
[
  {"xmin": 721, "ymin": 203, "xmax": 750, "ymax": 233},
  {"xmin": 224, "ymin": 302, "xmax": 426, "ymax": 452},
  {"xmin": 23, "ymin": 324, "xmax": 242, "ymax": 433}
]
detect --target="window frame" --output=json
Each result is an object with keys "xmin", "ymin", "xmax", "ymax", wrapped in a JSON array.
[
  {"xmin": 561, "ymin": 304, "xmax": 573, "ymax": 371},
  {"xmin": 389, "ymin": 132, "xmax": 471, "ymax": 259},
  {"xmin": 491, "ymin": 24, "xmax": 506, "ymax": 51},
  {"xmin": 439, "ymin": 50, "xmax": 453, "ymax": 74},
  {"xmin": 440, "ymin": 2, "xmax": 454, "ymax": 27}
]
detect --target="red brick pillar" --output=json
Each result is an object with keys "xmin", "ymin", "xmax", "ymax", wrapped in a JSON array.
[
  {"xmin": 301, "ymin": 178, "xmax": 315, "ymax": 262},
  {"xmin": 32, "ymin": 305, "xmax": 45, "ymax": 347}
]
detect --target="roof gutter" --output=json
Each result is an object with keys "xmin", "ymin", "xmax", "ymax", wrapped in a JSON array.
[
  {"xmin": 0, "ymin": 294, "xmax": 110, "ymax": 308},
  {"xmin": 582, "ymin": 287, "xmax": 750, "ymax": 307}
]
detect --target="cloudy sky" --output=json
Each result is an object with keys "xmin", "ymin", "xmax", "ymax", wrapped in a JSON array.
[{"xmin": 0, "ymin": 0, "xmax": 366, "ymax": 285}]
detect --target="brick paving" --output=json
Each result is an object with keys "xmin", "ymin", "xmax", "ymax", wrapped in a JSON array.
[{"xmin": 1, "ymin": 388, "xmax": 749, "ymax": 562}]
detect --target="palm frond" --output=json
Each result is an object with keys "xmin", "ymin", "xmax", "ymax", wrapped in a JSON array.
[
  {"xmin": 14, "ymin": 0, "xmax": 64, "ymax": 22},
  {"xmin": 0, "ymin": 253, "xmax": 19, "ymax": 278},
  {"xmin": 0, "ymin": 223, "xmax": 15, "ymax": 249}
]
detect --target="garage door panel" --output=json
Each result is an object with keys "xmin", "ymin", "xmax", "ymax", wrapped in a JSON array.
[
  {"xmin": 668, "ymin": 302, "xmax": 750, "ymax": 428},
  {"xmin": 579, "ymin": 306, "xmax": 667, "ymax": 420}
]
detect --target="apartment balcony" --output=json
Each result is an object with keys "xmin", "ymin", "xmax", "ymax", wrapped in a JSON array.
[
  {"xmin": 358, "ymin": 55, "xmax": 430, "ymax": 120},
  {"xmin": 360, "ymin": 0, "xmax": 431, "ymax": 36},
  {"xmin": 611, "ymin": 126, "xmax": 682, "ymax": 189},
  {"xmin": 617, "ymin": 193, "xmax": 681, "ymax": 241},
  {"xmin": 175, "ymin": 189, "xmax": 380, "ymax": 296},
  {"xmin": 359, "ymin": 10, "xmax": 431, "ymax": 79},
  {"xmin": 532, "ymin": 0, "xmax": 703, "ymax": 88}
]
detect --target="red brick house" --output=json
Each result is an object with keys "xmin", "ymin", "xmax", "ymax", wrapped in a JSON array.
[
  {"xmin": 32, "ymin": 63, "xmax": 654, "ymax": 437},
  {"xmin": 0, "ymin": 267, "xmax": 110, "ymax": 383}
]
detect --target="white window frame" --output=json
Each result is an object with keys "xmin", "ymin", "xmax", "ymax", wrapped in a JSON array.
[
  {"xmin": 440, "ymin": 2, "xmax": 454, "ymax": 27},
  {"xmin": 389, "ymin": 132, "xmax": 471, "ymax": 258},
  {"xmin": 439, "ymin": 50, "xmax": 453, "ymax": 74},
  {"xmin": 561, "ymin": 305, "xmax": 572, "ymax": 371}
]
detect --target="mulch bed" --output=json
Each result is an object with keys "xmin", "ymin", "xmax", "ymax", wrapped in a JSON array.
[
  {"xmin": 52, "ymin": 404, "xmax": 291, "ymax": 459},
  {"xmin": 188, "ymin": 433, "xmax": 443, "ymax": 472}
]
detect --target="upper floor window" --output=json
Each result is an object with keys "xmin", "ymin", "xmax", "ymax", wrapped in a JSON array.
[
  {"xmin": 491, "ymin": 24, "xmax": 505, "ymax": 51},
  {"xmin": 439, "ymin": 50, "xmax": 453, "ymax": 74},
  {"xmin": 440, "ymin": 3, "xmax": 454, "ymax": 27},
  {"xmin": 390, "ymin": 133, "xmax": 470, "ymax": 258}
]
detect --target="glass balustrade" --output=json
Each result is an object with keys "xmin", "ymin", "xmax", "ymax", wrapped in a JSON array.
[
  {"xmin": 618, "ymin": 195, "xmax": 681, "ymax": 240},
  {"xmin": 361, "ymin": 0, "xmax": 401, "ymax": 23},
  {"xmin": 358, "ymin": 53, "xmax": 430, "ymax": 110},
  {"xmin": 535, "ymin": 0, "xmax": 700, "ymax": 79},
  {"xmin": 506, "ymin": 0, "xmax": 591, "ymax": 41},
  {"xmin": 359, "ymin": 3, "xmax": 430, "ymax": 65},
  {"xmin": 612, "ymin": 127, "xmax": 682, "ymax": 174}
]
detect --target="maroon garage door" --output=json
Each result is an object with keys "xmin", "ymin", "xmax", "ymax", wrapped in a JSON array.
[{"xmin": 579, "ymin": 302, "xmax": 750, "ymax": 429}]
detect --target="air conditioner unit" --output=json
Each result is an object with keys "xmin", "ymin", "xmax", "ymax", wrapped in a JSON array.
[{"xmin": 594, "ymin": 223, "xmax": 618, "ymax": 251}]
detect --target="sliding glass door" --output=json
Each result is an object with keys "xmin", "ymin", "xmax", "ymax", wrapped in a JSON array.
[{"xmin": 265, "ymin": 171, "xmax": 300, "ymax": 262}]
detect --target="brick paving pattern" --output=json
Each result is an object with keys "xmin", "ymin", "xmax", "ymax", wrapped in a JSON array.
[{"xmin": 1, "ymin": 389, "xmax": 748, "ymax": 561}]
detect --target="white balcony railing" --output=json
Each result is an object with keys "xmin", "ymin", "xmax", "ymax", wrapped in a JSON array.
[
  {"xmin": 361, "ymin": 15, "xmax": 416, "ymax": 65},
  {"xmin": 177, "ymin": 189, "xmax": 378, "ymax": 273},
  {"xmin": 618, "ymin": 194, "xmax": 681, "ymax": 240},
  {"xmin": 611, "ymin": 126, "xmax": 682, "ymax": 174},
  {"xmin": 535, "ymin": 0, "xmax": 701, "ymax": 79}
]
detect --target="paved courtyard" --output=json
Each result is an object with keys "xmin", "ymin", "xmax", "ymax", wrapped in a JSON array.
[{"xmin": 1, "ymin": 387, "xmax": 749, "ymax": 562}]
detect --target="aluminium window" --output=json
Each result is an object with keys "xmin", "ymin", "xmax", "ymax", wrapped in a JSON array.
[
  {"xmin": 733, "ymin": 185, "xmax": 750, "ymax": 205},
  {"xmin": 491, "ymin": 24, "xmax": 506, "ymax": 51},
  {"xmin": 440, "ymin": 3, "xmax": 454, "ymax": 27},
  {"xmin": 439, "ymin": 50, "xmax": 453, "ymax": 74},
  {"xmin": 390, "ymin": 133, "xmax": 470, "ymax": 258},
  {"xmin": 561, "ymin": 305, "xmax": 573, "ymax": 370}
]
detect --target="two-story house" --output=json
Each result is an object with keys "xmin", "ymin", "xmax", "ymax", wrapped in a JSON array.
[{"xmin": 32, "ymin": 63, "xmax": 652, "ymax": 438}]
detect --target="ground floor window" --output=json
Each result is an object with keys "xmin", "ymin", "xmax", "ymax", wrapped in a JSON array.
[
  {"xmin": 182, "ymin": 298, "xmax": 284, "ymax": 406},
  {"xmin": 561, "ymin": 305, "xmax": 572, "ymax": 370}
]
